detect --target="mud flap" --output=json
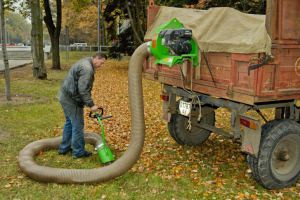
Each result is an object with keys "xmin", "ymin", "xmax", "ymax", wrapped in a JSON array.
[
  {"xmin": 161, "ymin": 91, "xmax": 177, "ymax": 122},
  {"xmin": 162, "ymin": 100, "xmax": 171, "ymax": 122},
  {"xmin": 240, "ymin": 115, "xmax": 262, "ymax": 158}
]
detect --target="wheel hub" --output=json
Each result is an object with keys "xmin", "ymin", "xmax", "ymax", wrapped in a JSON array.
[
  {"xmin": 277, "ymin": 150, "xmax": 290, "ymax": 161},
  {"xmin": 271, "ymin": 134, "xmax": 300, "ymax": 181}
]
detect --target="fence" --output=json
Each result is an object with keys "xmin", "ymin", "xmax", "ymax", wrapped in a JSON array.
[
  {"xmin": 0, "ymin": 45, "xmax": 111, "ymax": 60},
  {"xmin": 59, "ymin": 45, "xmax": 112, "ymax": 53}
]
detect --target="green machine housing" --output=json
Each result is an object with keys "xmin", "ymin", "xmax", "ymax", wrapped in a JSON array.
[{"xmin": 148, "ymin": 18, "xmax": 199, "ymax": 67}]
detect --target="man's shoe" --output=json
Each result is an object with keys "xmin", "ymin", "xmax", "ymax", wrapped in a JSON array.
[
  {"xmin": 58, "ymin": 149, "xmax": 72, "ymax": 155},
  {"xmin": 73, "ymin": 151, "xmax": 92, "ymax": 159}
]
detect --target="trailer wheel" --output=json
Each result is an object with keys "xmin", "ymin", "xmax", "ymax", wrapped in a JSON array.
[
  {"xmin": 168, "ymin": 106, "xmax": 215, "ymax": 146},
  {"xmin": 257, "ymin": 120, "xmax": 300, "ymax": 189},
  {"xmin": 167, "ymin": 117, "xmax": 184, "ymax": 145},
  {"xmin": 246, "ymin": 120, "xmax": 280, "ymax": 184}
]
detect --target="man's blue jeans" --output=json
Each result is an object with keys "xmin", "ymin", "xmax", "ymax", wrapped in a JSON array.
[{"xmin": 58, "ymin": 106, "xmax": 86, "ymax": 157}]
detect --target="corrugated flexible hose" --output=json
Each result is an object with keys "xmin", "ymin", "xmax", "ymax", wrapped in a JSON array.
[{"xmin": 18, "ymin": 43, "xmax": 150, "ymax": 183}]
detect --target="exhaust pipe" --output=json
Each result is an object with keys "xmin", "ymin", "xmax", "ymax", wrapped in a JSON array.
[{"xmin": 18, "ymin": 43, "xmax": 150, "ymax": 183}]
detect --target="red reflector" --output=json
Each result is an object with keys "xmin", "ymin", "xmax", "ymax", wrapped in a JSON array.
[
  {"xmin": 160, "ymin": 94, "xmax": 169, "ymax": 101},
  {"xmin": 240, "ymin": 118, "xmax": 250, "ymax": 128},
  {"xmin": 240, "ymin": 118, "xmax": 257, "ymax": 130}
]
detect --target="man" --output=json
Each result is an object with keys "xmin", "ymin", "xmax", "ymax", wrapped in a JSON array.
[{"xmin": 58, "ymin": 53, "xmax": 107, "ymax": 158}]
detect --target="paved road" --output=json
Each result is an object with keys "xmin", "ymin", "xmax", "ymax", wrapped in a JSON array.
[
  {"xmin": 0, "ymin": 46, "xmax": 32, "ymax": 71},
  {"xmin": 0, "ymin": 60, "xmax": 32, "ymax": 72},
  {"xmin": 0, "ymin": 46, "xmax": 31, "ymax": 51}
]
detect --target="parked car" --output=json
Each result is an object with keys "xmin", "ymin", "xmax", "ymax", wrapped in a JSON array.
[{"xmin": 70, "ymin": 43, "xmax": 88, "ymax": 47}]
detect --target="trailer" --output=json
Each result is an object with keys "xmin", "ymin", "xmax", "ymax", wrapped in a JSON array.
[{"xmin": 143, "ymin": 0, "xmax": 300, "ymax": 189}]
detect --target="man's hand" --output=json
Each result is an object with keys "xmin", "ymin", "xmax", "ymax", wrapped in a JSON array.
[{"xmin": 90, "ymin": 105, "xmax": 99, "ymax": 112}]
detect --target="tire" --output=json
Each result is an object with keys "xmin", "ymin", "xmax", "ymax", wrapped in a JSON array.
[
  {"xmin": 246, "ymin": 120, "xmax": 280, "ymax": 184},
  {"xmin": 257, "ymin": 120, "xmax": 300, "ymax": 189},
  {"xmin": 167, "ymin": 116, "xmax": 184, "ymax": 145},
  {"xmin": 167, "ymin": 105, "xmax": 215, "ymax": 146}
]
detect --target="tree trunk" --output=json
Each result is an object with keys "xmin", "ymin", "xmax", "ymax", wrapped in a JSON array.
[
  {"xmin": 50, "ymin": 34, "xmax": 60, "ymax": 69},
  {"xmin": 43, "ymin": 0, "xmax": 61, "ymax": 70},
  {"xmin": 125, "ymin": 0, "xmax": 142, "ymax": 46},
  {"xmin": 0, "ymin": 0, "xmax": 11, "ymax": 100},
  {"xmin": 31, "ymin": 0, "xmax": 47, "ymax": 79},
  {"xmin": 134, "ymin": 0, "xmax": 145, "ymax": 36}
]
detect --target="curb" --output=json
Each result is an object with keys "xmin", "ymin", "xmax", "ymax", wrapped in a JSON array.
[{"xmin": 0, "ymin": 61, "xmax": 32, "ymax": 73}]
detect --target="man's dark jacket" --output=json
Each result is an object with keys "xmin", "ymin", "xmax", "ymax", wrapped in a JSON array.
[{"xmin": 59, "ymin": 57, "xmax": 95, "ymax": 111}]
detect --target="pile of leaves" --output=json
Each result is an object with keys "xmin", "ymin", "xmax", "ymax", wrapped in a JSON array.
[{"xmin": 83, "ymin": 60, "xmax": 299, "ymax": 197}]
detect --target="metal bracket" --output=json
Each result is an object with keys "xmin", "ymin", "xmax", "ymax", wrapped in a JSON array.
[
  {"xmin": 196, "ymin": 123, "xmax": 233, "ymax": 139},
  {"xmin": 248, "ymin": 55, "xmax": 271, "ymax": 75}
]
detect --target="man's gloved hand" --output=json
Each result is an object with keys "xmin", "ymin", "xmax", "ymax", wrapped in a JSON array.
[{"xmin": 90, "ymin": 105, "xmax": 99, "ymax": 112}]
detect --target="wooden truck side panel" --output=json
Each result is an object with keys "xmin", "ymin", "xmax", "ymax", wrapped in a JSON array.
[
  {"xmin": 144, "ymin": 48, "xmax": 300, "ymax": 105},
  {"xmin": 275, "ymin": 47, "xmax": 300, "ymax": 93},
  {"xmin": 267, "ymin": 0, "xmax": 300, "ymax": 44}
]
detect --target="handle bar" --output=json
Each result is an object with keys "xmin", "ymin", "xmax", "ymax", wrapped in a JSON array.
[
  {"xmin": 101, "ymin": 115, "xmax": 112, "ymax": 120},
  {"xmin": 89, "ymin": 108, "xmax": 112, "ymax": 120}
]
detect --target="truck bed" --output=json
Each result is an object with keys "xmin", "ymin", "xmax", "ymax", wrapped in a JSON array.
[{"xmin": 144, "ymin": 1, "xmax": 300, "ymax": 105}]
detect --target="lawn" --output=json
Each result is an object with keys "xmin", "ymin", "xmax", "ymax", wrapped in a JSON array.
[{"xmin": 0, "ymin": 52, "xmax": 299, "ymax": 199}]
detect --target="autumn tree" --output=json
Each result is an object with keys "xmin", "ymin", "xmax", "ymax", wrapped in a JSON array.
[
  {"xmin": 62, "ymin": 0, "xmax": 98, "ymax": 45},
  {"xmin": 5, "ymin": 12, "xmax": 31, "ymax": 44}
]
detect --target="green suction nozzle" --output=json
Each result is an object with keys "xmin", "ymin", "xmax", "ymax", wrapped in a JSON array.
[
  {"xmin": 97, "ymin": 143, "xmax": 115, "ymax": 164},
  {"xmin": 95, "ymin": 114, "xmax": 115, "ymax": 164}
]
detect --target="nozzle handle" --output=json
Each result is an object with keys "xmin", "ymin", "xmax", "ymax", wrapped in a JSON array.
[
  {"xmin": 101, "ymin": 115, "xmax": 112, "ymax": 120},
  {"xmin": 89, "ymin": 107, "xmax": 104, "ymax": 118}
]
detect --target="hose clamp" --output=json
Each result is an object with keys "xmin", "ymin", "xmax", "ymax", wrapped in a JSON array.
[
  {"xmin": 95, "ymin": 143, "xmax": 104, "ymax": 151},
  {"xmin": 146, "ymin": 41, "xmax": 152, "ymax": 54}
]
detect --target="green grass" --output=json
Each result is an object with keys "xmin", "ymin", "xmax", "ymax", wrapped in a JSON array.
[
  {"xmin": 0, "ymin": 52, "xmax": 299, "ymax": 199},
  {"xmin": 60, "ymin": 51, "xmax": 97, "ymax": 66}
]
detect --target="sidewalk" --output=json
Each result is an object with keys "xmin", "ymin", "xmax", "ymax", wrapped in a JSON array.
[{"xmin": 0, "ymin": 60, "xmax": 32, "ymax": 72}]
